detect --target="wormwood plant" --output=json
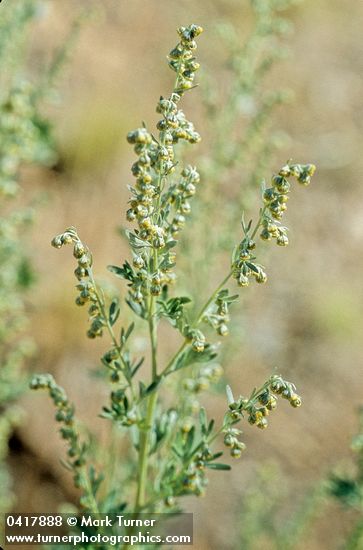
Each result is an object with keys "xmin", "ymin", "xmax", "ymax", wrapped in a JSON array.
[{"xmin": 31, "ymin": 24, "xmax": 315, "ymax": 528}]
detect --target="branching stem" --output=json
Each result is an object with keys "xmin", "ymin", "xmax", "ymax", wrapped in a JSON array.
[{"xmin": 88, "ymin": 267, "xmax": 136, "ymax": 399}]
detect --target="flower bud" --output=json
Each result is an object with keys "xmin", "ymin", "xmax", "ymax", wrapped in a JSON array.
[
  {"xmin": 239, "ymin": 249, "xmax": 250, "ymax": 260},
  {"xmin": 183, "ymin": 379, "xmax": 196, "ymax": 392},
  {"xmin": 73, "ymin": 242, "xmax": 86, "ymax": 259},
  {"xmin": 185, "ymin": 183, "xmax": 196, "ymax": 196},
  {"xmin": 133, "ymin": 256, "xmax": 144, "ymax": 269},
  {"xmin": 279, "ymin": 164, "xmax": 291, "ymax": 177},
  {"xmin": 290, "ymin": 393, "xmax": 302, "ymax": 408},
  {"xmin": 298, "ymin": 174, "xmax": 311, "ymax": 186},
  {"xmin": 195, "ymin": 377, "xmax": 210, "ymax": 391},
  {"xmin": 255, "ymin": 270, "xmax": 267, "ymax": 284},
  {"xmin": 78, "ymin": 254, "xmax": 90, "ymax": 267},
  {"xmin": 192, "ymin": 339, "xmax": 205, "ymax": 353},
  {"xmin": 277, "ymin": 234, "xmax": 289, "ymax": 246},
  {"xmin": 237, "ymin": 274, "xmax": 249, "ymax": 287},
  {"xmin": 263, "ymin": 188, "xmax": 276, "ymax": 203},
  {"xmin": 165, "ymin": 496, "xmax": 176, "ymax": 507},
  {"xmin": 235, "ymin": 441, "xmax": 246, "ymax": 452},
  {"xmin": 150, "ymin": 284, "xmax": 162, "ymax": 296},
  {"xmin": 230, "ymin": 448, "xmax": 242, "ymax": 458},
  {"xmin": 181, "ymin": 418, "xmax": 193, "ymax": 433},
  {"xmin": 51, "ymin": 235, "xmax": 63, "ymax": 249},
  {"xmin": 74, "ymin": 266, "xmax": 86, "ymax": 280},
  {"xmin": 305, "ymin": 164, "xmax": 316, "ymax": 176},
  {"xmin": 260, "ymin": 228, "xmax": 271, "ymax": 241},
  {"xmin": 256, "ymin": 417, "xmax": 268, "ymax": 429},
  {"xmin": 218, "ymin": 323, "xmax": 229, "ymax": 336},
  {"xmin": 126, "ymin": 209, "xmax": 136, "ymax": 222},
  {"xmin": 224, "ymin": 434, "xmax": 235, "ymax": 447}
]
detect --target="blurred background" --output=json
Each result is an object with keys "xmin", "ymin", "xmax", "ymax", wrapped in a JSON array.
[{"xmin": 2, "ymin": 0, "xmax": 363, "ymax": 548}]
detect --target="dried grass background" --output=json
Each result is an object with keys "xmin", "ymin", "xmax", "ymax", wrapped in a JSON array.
[{"xmin": 7, "ymin": 1, "xmax": 363, "ymax": 549}]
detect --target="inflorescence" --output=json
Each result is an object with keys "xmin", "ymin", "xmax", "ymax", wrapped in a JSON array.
[
  {"xmin": 32, "ymin": 23, "xmax": 317, "ymax": 514},
  {"xmin": 51, "ymin": 227, "xmax": 106, "ymax": 339},
  {"xmin": 223, "ymin": 375, "xmax": 302, "ymax": 458},
  {"xmin": 30, "ymin": 375, "xmax": 86, "ymax": 484},
  {"xmin": 124, "ymin": 24, "xmax": 203, "ymax": 307},
  {"xmin": 232, "ymin": 162, "xmax": 316, "ymax": 288}
]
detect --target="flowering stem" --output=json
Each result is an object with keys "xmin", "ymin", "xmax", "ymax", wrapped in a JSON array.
[
  {"xmin": 88, "ymin": 267, "xmax": 136, "ymax": 399},
  {"xmin": 80, "ymin": 467, "xmax": 100, "ymax": 514},
  {"xmin": 162, "ymin": 270, "xmax": 233, "ymax": 377},
  {"xmin": 160, "ymin": 201, "xmax": 276, "ymax": 380},
  {"xmin": 250, "ymin": 205, "xmax": 267, "ymax": 239},
  {"xmin": 195, "ymin": 271, "xmax": 233, "ymax": 323},
  {"xmin": 126, "ymin": 29, "xmax": 206, "ymax": 512},
  {"xmin": 134, "ymin": 260, "xmax": 159, "ymax": 507},
  {"xmin": 148, "ymin": 298, "xmax": 158, "ymax": 381}
]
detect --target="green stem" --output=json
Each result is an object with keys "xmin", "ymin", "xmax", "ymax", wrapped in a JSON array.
[
  {"xmin": 134, "ymin": 254, "xmax": 159, "ymax": 510},
  {"xmin": 195, "ymin": 271, "xmax": 233, "ymax": 323},
  {"xmin": 133, "ymin": 290, "xmax": 158, "ymax": 511},
  {"xmin": 134, "ymin": 391, "xmax": 158, "ymax": 512},
  {"xmin": 132, "ymin": 47, "xmax": 206, "ymax": 520},
  {"xmin": 250, "ymin": 205, "xmax": 267, "ymax": 239},
  {"xmin": 80, "ymin": 466, "xmax": 100, "ymax": 514},
  {"xmin": 148, "ymin": 251, "xmax": 159, "ymax": 380},
  {"xmin": 162, "ymin": 340, "xmax": 188, "ymax": 378},
  {"xmin": 156, "ymin": 202, "xmax": 268, "ymax": 381}
]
